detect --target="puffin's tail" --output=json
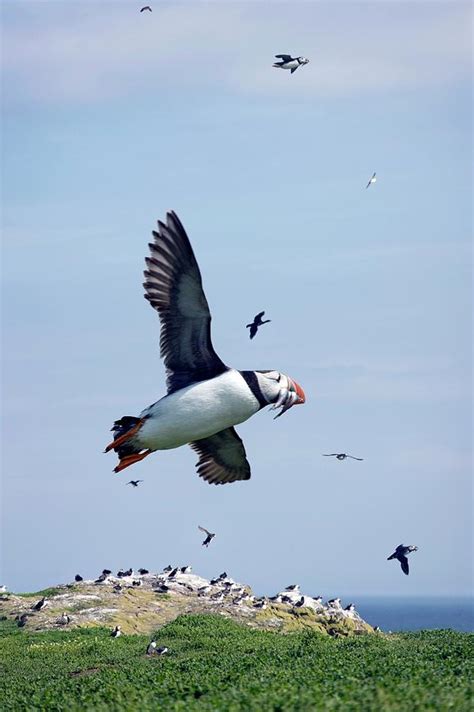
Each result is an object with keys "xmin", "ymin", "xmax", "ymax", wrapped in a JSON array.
[{"xmin": 105, "ymin": 416, "xmax": 151, "ymax": 473}]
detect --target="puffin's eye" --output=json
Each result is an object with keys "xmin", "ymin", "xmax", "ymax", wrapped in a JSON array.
[{"xmin": 266, "ymin": 371, "xmax": 280, "ymax": 382}]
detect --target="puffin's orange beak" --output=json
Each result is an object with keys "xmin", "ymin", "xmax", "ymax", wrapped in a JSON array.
[{"xmin": 289, "ymin": 377, "xmax": 306, "ymax": 404}]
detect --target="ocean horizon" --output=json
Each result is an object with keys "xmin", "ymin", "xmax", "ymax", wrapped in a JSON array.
[{"xmin": 351, "ymin": 596, "xmax": 473, "ymax": 633}]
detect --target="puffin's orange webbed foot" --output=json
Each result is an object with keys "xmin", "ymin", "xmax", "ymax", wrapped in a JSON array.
[
  {"xmin": 104, "ymin": 418, "xmax": 146, "ymax": 453},
  {"xmin": 114, "ymin": 449, "xmax": 151, "ymax": 473}
]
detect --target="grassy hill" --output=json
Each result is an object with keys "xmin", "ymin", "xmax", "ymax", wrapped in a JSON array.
[
  {"xmin": 0, "ymin": 615, "xmax": 472, "ymax": 711},
  {"xmin": 0, "ymin": 572, "xmax": 372, "ymax": 637}
]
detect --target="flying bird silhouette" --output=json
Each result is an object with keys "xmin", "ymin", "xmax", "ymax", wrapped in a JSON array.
[
  {"xmin": 366, "ymin": 172, "xmax": 377, "ymax": 189},
  {"xmin": 127, "ymin": 480, "xmax": 143, "ymax": 487},
  {"xmin": 246, "ymin": 311, "xmax": 271, "ymax": 340},
  {"xmin": 198, "ymin": 525, "xmax": 216, "ymax": 547},
  {"xmin": 322, "ymin": 453, "xmax": 363, "ymax": 461},
  {"xmin": 387, "ymin": 544, "xmax": 418, "ymax": 575},
  {"xmin": 140, "ymin": 6, "xmax": 152, "ymax": 12},
  {"xmin": 273, "ymin": 54, "xmax": 309, "ymax": 74},
  {"xmin": 105, "ymin": 211, "xmax": 305, "ymax": 484}
]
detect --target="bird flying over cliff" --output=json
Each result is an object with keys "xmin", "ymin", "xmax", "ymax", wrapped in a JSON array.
[
  {"xmin": 366, "ymin": 172, "xmax": 377, "ymax": 189},
  {"xmin": 273, "ymin": 54, "xmax": 309, "ymax": 74},
  {"xmin": 198, "ymin": 525, "xmax": 216, "ymax": 547},
  {"xmin": 105, "ymin": 211, "xmax": 305, "ymax": 484},
  {"xmin": 246, "ymin": 311, "xmax": 271, "ymax": 340},
  {"xmin": 387, "ymin": 544, "xmax": 418, "ymax": 575},
  {"xmin": 322, "ymin": 453, "xmax": 363, "ymax": 461}
]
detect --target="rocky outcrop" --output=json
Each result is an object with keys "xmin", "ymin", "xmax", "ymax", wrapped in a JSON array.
[{"xmin": 0, "ymin": 569, "xmax": 373, "ymax": 637}]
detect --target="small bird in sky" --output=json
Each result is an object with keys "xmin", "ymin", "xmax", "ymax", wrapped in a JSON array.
[
  {"xmin": 198, "ymin": 525, "xmax": 216, "ymax": 547},
  {"xmin": 246, "ymin": 311, "xmax": 271, "ymax": 340},
  {"xmin": 322, "ymin": 453, "xmax": 363, "ymax": 461},
  {"xmin": 366, "ymin": 172, "xmax": 377, "ymax": 189},
  {"xmin": 140, "ymin": 6, "xmax": 152, "ymax": 12},
  {"xmin": 273, "ymin": 54, "xmax": 309, "ymax": 74},
  {"xmin": 127, "ymin": 480, "xmax": 143, "ymax": 487},
  {"xmin": 387, "ymin": 544, "xmax": 418, "ymax": 575},
  {"xmin": 111, "ymin": 625, "xmax": 122, "ymax": 638}
]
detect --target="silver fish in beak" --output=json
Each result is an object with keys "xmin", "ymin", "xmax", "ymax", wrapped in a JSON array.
[{"xmin": 271, "ymin": 375, "xmax": 306, "ymax": 419}]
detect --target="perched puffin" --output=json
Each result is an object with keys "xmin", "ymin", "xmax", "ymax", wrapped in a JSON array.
[
  {"xmin": 246, "ymin": 311, "xmax": 271, "ymax": 340},
  {"xmin": 74, "ymin": 574, "xmax": 83, "ymax": 582},
  {"xmin": 273, "ymin": 54, "xmax": 309, "ymax": 74},
  {"xmin": 138, "ymin": 568, "xmax": 149, "ymax": 575},
  {"xmin": 17, "ymin": 613, "xmax": 29, "ymax": 627},
  {"xmin": 198, "ymin": 525, "xmax": 216, "ymax": 547},
  {"xmin": 111, "ymin": 625, "xmax": 122, "ymax": 638},
  {"xmin": 105, "ymin": 211, "xmax": 305, "ymax": 485},
  {"xmin": 366, "ymin": 172, "xmax": 377, "ymax": 189},
  {"xmin": 387, "ymin": 544, "xmax": 418, "ymax": 575},
  {"xmin": 32, "ymin": 597, "xmax": 47, "ymax": 611},
  {"xmin": 322, "ymin": 453, "xmax": 363, "ymax": 461}
]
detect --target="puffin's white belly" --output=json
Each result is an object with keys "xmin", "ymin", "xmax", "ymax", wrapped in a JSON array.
[{"xmin": 137, "ymin": 369, "xmax": 260, "ymax": 451}]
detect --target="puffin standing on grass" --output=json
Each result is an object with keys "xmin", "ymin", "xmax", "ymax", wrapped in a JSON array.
[{"xmin": 105, "ymin": 211, "xmax": 305, "ymax": 484}]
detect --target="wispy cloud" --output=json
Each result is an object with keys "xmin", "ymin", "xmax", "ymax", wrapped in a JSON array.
[{"xmin": 2, "ymin": 1, "xmax": 471, "ymax": 106}]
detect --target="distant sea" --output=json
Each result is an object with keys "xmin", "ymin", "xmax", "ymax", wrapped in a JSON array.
[{"xmin": 354, "ymin": 597, "xmax": 473, "ymax": 633}]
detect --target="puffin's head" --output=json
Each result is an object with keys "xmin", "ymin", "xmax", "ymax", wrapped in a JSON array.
[
  {"xmin": 256, "ymin": 370, "xmax": 306, "ymax": 418},
  {"xmin": 299, "ymin": 57, "xmax": 309, "ymax": 65}
]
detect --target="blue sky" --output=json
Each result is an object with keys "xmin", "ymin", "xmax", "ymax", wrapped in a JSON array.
[{"xmin": 1, "ymin": 1, "xmax": 472, "ymax": 598}]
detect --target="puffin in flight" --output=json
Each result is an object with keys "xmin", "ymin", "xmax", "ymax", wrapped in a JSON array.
[
  {"xmin": 105, "ymin": 211, "xmax": 305, "ymax": 485},
  {"xmin": 273, "ymin": 54, "xmax": 309, "ymax": 74},
  {"xmin": 322, "ymin": 453, "xmax": 363, "ymax": 461},
  {"xmin": 366, "ymin": 172, "xmax": 377, "ymax": 189},
  {"xmin": 246, "ymin": 311, "xmax": 271, "ymax": 339},
  {"xmin": 387, "ymin": 544, "xmax": 418, "ymax": 575},
  {"xmin": 127, "ymin": 480, "xmax": 143, "ymax": 487},
  {"xmin": 198, "ymin": 525, "xmax": 216, "ymax": 547}
]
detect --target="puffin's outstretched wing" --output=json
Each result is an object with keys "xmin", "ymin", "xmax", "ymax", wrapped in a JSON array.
[
  {"xmin": 198, "ymin": 525, "xmax": 212, "ymax": 536},
  {"xmin": 275, "ymin": 54, "xmax": 292, "ymax": 61},
  {"xmin": 399, "ymin": 555, "xmax": 409, "ymax": 575},
  {"xmin": 144, "ymin": 211, "xmax": 228, "ymax": 393},
  {"xmin": 190, "ymin": 427, "xmax": 251, "ymax": 485}
]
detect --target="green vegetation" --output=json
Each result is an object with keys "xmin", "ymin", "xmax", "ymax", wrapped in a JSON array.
[
  {"xmin": 14, "ymin": 587, "xmax": 65, "ymax": 599},
  {"xmin": 0, "ymin": 615, "xmax": 472, "ymax": 711}
]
